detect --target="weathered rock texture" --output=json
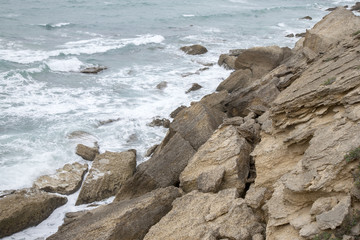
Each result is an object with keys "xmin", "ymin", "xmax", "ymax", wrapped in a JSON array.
[
  {"xmin": 76, "ymin": 150, "xmax": 136, "ymax": 205},
  {"xmin": 180, "ymin": 125, "xmax": 252, "ymax": 194},
  {"xmin": 116, "ymin": 101, "xmax": 225, "ymax": 201},
  {"xmin": 249, "ymin": 8, "xmax": 360, "ymax": 239},
  {"xmin": 143, "ymin": 189, "xmax": 265, "ymax": 240},
  {"xmin": 48, "ymin": 187, "xmax": 182, "ymax": 240},
  {"xmin": 0, "ymin": 188, "xmax": 67, "ymax": 238},
  {"xmin": 76, "ymin": 143, "xmax": 99, "ymax": 161},
  {"xmin": 33, "ymin": 162, "xmax": 88, "ymax": 195}
]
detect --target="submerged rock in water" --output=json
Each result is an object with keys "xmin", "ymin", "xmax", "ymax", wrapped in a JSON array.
[
  {"xmin": 80, "ymin": 66, "xmax": 107, "ymax": 74},
  {"xmin": 156, "ymin": 81, "xmax": 168, "ymax": 90},
  {"xmin": 148, "ymin": 117, "xmax": 170, "ymax": 128},
  {"xmin": 48, "ymin": 187, "xmax": 182, "ymax": 240},
  {"xmin": 76, "ymin": 150, "xmax": 136, "ymax": 205},
  {"xmin": 180, "ymin": 44, "xmax": 208, "ymax": 55},
  {"xmin": 185, "ymin": 83, "xmax": 202, "ymax": 93},
  {"xmin": 33, "ymin": 162, "xmax": 88, "ymax": 195},
  {"xmin": 0, "ymin": 188, "xmax": 67, "ymax": 238}
]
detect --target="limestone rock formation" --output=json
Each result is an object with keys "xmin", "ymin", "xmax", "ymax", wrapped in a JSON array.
[
  {"xmin": 76, "ymin": 150, "xmax": 136, "ymax": 205},
  {"xmin": 180, "ymin": 125, "xmax": 252, "ymax": 194},
  {"xmin": 143, "ymin": 189, "xmax": 265, "ymax": 240},
  {"xmin": 185, "ymin": 83, "xmax": 202, "ymax": 93},
  {"xmin": 180, "ymin": 44, "xmax": 208, "ymax": 55},
  {"xmin": 216, "ymin": 69, "xmax": 253, "ymax": 93},
  {"xmin": 76, "ymin": 143, "xmax": 99, "ymax": 161},
  {"xmin": 0, "ymin": 188, "xmax": 67, "ymax": 238},
  {"xmin": 48, "ymin": 187, "xmax": 182, "ymax": 240},
  {"xmin": 33, "ymin": 162, "xmax": 88, "ymax": 195}
]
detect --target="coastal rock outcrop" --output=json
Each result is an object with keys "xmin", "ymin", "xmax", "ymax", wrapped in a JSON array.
[
  {"xmin": 76, "ymin": 143, "xmax": 99, "ymax": 161},
  {"xmin": 76, "ymin": 150, "xmax": 136, "ymax": 205},
  {"xmin": 48, "ymin": 187, "xmax": 182, "ymax": 240},
  {"xmin": 180, "ymin": 125, "xmax": 252, "ymax": 194},
  {"xmin": 180, "ymin": 44, "xmax": 208, "ymax": 55},
  {"xmin": 143, "ymin": 189, "xmax": 265, "ymax": 240},
  {"xmin": 0, "ymin": 188, "xmax": 67, "ymax": 238},
  {"xmin": 33, "ymin": 162, "xmax": 88, "ymax": 195},
  {"xmin": 80, "ymin": 66, "xmax": 107, "ymax": 74}
]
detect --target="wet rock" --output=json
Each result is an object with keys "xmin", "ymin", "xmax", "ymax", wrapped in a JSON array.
[
  {"xmin": 144, "ymin": 189, "xmax": 264, "ymax": 240},
  {"xmin": 0, "ymin": 188, "xmax": 67, "ymax": 238},
  {"xmin": 115, "ymin": 133, "xmax": 195, "ymax": 201},
  {"xmin": 97, "ymin": 118, "xmax": 121, "ymax": 126},
  {"xmin": 80, "ymin": 66, "xmax": 107, "ymax": 74},
  {"xmin": 48, "ymin": 187, "xmax": 182, "ymax": 240},
  {"xmin": 33, "ymin": 162, "xmax": 88, "ymax": 195},
  {"xmin": 148, "ymin": 117, "xmax": 170, "ymax": 128},
  {"xmin": 156, "ymin": 81, "xmax": 168, "ymax": 90},
  {"xmin": 67, "ymin": 130, "xmax": 98, "ymax": 146},
  {"xmin": 300, "ymin": 16, "xmax": 312, "ymax": 20},
  {"xmin": 295, "ymin": 32, "xmax": 306, "ymax": 38},
  {"xmin": 180, "ymin": 44, "xmax": 208, "ymax": 55},
  {"xmin": 180, "ymin": 125, "xmax": 252, "ymax": 195},
  {"xmin": 286, "ymin": 33, "xmax": 295, "ymax": 38},
  {"xmin": 76, "ymin": 150, "xmax": 136, "ymax": 205},
  {"xmin": 76, "ymin": 143, "xmax": 99, "ymax": 161},
  {"xmin": 185, "ymin": 83, "xmax": 202, "ymax": 93},
  {"xmin": 351, "ymin": 2, "xmax": 360, "ymax": 11}
]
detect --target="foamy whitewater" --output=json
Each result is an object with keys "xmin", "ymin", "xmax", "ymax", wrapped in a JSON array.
[{"xmin": 0, "ymin": 0, "xmax": 357, "ymax": 239}]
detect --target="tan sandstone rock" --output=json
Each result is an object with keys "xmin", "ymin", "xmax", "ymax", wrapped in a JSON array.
[
  {"xmin": 180, "ymin": 44, "xmax": 208, "ymax": 55},
  {"xmin": 76, "ymin": 150, "xmax": 136, "ymax": 205},
  {"xmin": 48, "ymin": 187, "xmax": 182, "ymax": 240},
  {"xmin": 33, "ymin": 162, "xmax": 88, "ymax": 195},
  {"xmin": 0, "ymin": 188, "xmax": 67, "ymax": 238},
  {"xmin": 76, "ymin": 143, "xmax": 99, "ymax": 161},
  {"xmin": 143, "ymin": 189, "xmax": 264, "ymax": 240},
  {"xmin": 180, "ymin": 125, "xmax": 252, "ymax": 194}
]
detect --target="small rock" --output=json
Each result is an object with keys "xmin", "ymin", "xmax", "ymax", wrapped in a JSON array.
[
  {"xmin": 286, "ymin": 33, "xmax": 295, "ymax": 38},
  {"xmin": 80, "ymin": 66, "xmax": 107, "ymax": 74},
  {"xmin": 351, "ymin": 2, "xmax": 360, "ymax": 11},
  {"xmin": 229, "ymin": 49, "xmax": 245, "ymax": 56},
  {"xmin": 197, "ymin": 167, "xmax": 225, "ymax": 193},
  {"xmin": 156, "ymin": 81, "xmax": 168, "ymax": 90},
  {"xmin": 300, "ymin": 16, "xmax": 312, "ymax": 20},
  {"xmin": 148, "ymin": 117, "xmax": 170, "ymax": 128},
  {"xmin": 245, "ymin": 184, "xmax": 267, "ymax": 209},
  {"xmin": 252, "ymin": 234, "xmax": 264, "ymax": 240},
  {"xmin": 33, "ymin": 162, "xmax": 88, "ymax": 195},
  {"xmin": 185, "ymin": 83, "xmax": 202, "ymax": 93},
  {"xmin": 326, "ymin": 7, "xmax": 338, "ymax": 11},
  {"xmin": 76, "ymin": 143, "xmax": 99, "ymax": 161},
  {"xmin": 222, "ymin": 116, "xmax": 244, "ymax": 126},
  {"xmin": 97, "ymin": 118, "xmax": 121, "ymax": 126},
  {"xmin": 299, "ymin": 222, "xmax": 320, "ymax": 237},
  {"xmin": 310, "ymin": 197, "xmax": 338, "ymax": 216},
  {"xmin": 180, "ymin": 45, "xmax": 208, "ymax": 55},
  {"xmin": 170, "ymin": 105, "xmax": 187, "ymax": 118}
]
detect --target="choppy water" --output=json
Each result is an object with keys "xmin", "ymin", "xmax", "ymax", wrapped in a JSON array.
[{"xmin": 0, "ymin": 0, "xmax": 357, "ymax": 239}]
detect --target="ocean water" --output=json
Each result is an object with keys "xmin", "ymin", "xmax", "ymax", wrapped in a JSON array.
[{"xmin": 0, "ymin": 0, "xmax": 357, "ymax": 239}]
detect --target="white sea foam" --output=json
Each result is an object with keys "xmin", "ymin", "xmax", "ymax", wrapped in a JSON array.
[
  {"xmin": 0, "ymin": 34, "xmax": 165, "ymax": 64},
  {"xmin": 46, "ymin": 57, "xmax": 84, "ymax": 72},
  {"xmin": 182, "ymin": 14, "xmax": 195, "ymax": 17},
  {"xmin": 38, "ymin": 22, "xmax": 71, "ymax": 28}
]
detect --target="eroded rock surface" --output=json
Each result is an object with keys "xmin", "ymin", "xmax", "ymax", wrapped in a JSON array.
[
  {"xmin": 33, "ymin": 162, "xmax": 88, "ymax": 195},
  {"xmin": 144, "ymin": 189, "xmax": 265, "ymax": 240},
  {"xmin": 0, "ymin": 188, "xmax": 67, "ymax": 238},
  {"xmin": 180, "ymin": 44, "xmax": 208, "ymax": 55},
  {"xmin": 48, "ymin": 187, "xmax": 182, "ymax": 240},
  {"xmin": 76, "ymin": 150, "xmax": 136, "ymax": 205}
]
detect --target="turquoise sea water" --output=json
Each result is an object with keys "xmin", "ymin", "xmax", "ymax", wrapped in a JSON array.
[{"xmin": 0, "ymin": 0, "xmax": 358, "ymax": 238}]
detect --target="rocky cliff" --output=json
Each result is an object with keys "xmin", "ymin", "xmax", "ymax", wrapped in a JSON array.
[{"xmin": 2, "ymin": 7, "xmax": 360, "ymax": 240}]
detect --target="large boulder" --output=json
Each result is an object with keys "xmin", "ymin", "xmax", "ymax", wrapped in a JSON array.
[
  {"xmin": 170, "ymin": 102, "xmax": 225, "ymax": 150},
  {"xmin": 33, "ymin": 162, "xmax": 88, "ymax": 195},
  {"xmin": 48, "ymin": 187, "xmax": 182, "ymax": 240},
  {"xmin": 76, "ymin": 150, "xmax": 136, "ymax": 205},
  {"xmin": 303, "ymin": 8, "xmax": 360, "ymax": 54},
  {"xmin": 143, "ymin": 189, "xmax": 265, "ymax": 240},
  {"xmin": 115, "ymin": 133, "xmax": 195, "ymax": 201},
  {"xmin": 0, "ymin": 188, "xmax": 67, "ymax": 238},
  {"xmin": 180, "ymin": 44, "xmax": 208, "ymax": 55},
  {"xmin": 180, "ymin": 125, "xmax": 252, "ymax": 194},
  {"xmin": 216, "ymin": 69, "xmax": 253, "ymax": 93},
  {"xmin": 234, "ymin": 46, "xmax": 291, "ymax": 78},
  {"xmin": 76, "ymin": 143, "xmax": 99, "ymax": 161}
]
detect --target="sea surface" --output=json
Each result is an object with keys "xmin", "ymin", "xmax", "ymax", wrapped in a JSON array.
[{"xmin": 0, "ymin": 0, "xmax": 357, "ymax": 239}]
